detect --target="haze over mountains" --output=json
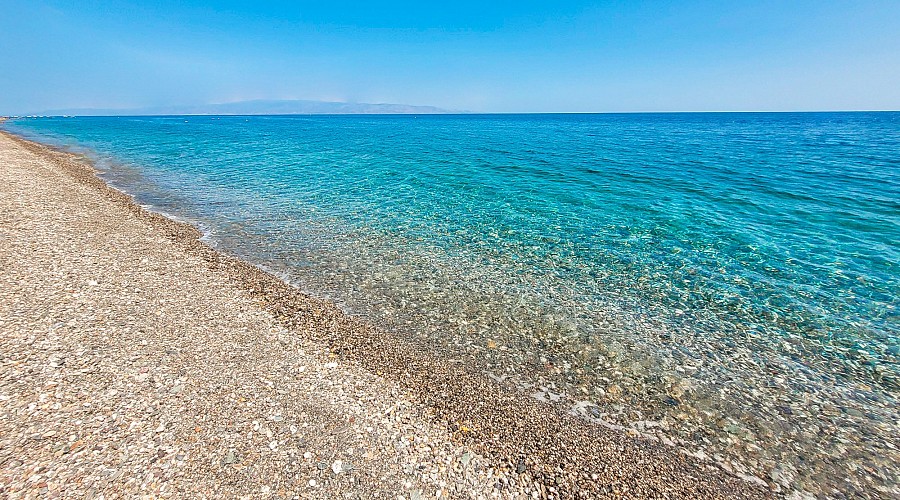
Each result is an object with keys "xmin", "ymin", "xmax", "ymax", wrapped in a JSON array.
[{"xmin": 30, "ymin": 99, "xmax": 455, "ymax": 116}]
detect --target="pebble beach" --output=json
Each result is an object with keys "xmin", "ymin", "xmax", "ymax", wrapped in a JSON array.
[{"xmin": 0, "ymin": 129, "xmax": 770, "ymax": 499}]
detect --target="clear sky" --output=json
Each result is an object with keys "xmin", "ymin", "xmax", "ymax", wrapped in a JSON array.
[{"xmin": 2, "ymin": 0, "xmax": 899, "ymax": 114}]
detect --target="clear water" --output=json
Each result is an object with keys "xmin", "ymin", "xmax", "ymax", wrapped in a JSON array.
[{"xmin": 5, "ymin": 113, "xmax": 899, "ymax": 496}]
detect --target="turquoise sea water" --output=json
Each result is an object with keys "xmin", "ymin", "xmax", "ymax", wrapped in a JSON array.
[{"xmin": 5, "ymin": 113, "xmax": 898, "ymax": 496}]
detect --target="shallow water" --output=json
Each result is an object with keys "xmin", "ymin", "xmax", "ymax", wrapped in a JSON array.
[{"xmin": 6, "ymin": 113, "xmax": 899, "ymax": 497}]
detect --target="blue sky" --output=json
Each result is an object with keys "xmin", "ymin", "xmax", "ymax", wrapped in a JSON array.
[{"xmin": 1, "ymin": 0, "xmax": 899, "ymax": 113}]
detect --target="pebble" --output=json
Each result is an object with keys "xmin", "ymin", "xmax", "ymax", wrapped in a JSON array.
[{"xmin": 0, "ymin": 132, "xmax": 774, "ymax": 500}]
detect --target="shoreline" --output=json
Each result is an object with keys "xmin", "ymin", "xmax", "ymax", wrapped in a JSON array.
[{"xmin": 0, "ymin": 129, "xmax": 767, "ymax": 498}]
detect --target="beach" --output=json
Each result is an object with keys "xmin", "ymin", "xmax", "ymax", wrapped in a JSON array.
[{"xmin": 0, "ymin": 130, "xmax": 768, "ymax": 499}]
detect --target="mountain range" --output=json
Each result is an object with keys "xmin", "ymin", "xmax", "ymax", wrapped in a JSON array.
[{"xmin": 32, "ymin": 99, "xmax": 456, "ymax": 116}]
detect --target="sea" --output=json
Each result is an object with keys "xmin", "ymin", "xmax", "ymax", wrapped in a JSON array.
[{"xmin": 4, "ymin": 112, "xmax": 898, "ymax": 497}]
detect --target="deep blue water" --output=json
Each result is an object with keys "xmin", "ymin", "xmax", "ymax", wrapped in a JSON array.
[{"xmin": 4, "ymin": 113, "xmax": 899, "ymax": 495}]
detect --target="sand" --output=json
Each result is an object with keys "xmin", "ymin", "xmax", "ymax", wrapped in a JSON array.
[{"xmin": 0, "ymin": 130, "xmax": 768, "ymax": 499}]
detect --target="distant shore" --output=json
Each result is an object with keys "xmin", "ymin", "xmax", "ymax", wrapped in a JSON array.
[{"xmin": 0, "ymin": 129, "xmax": 765, "ymax": 498}]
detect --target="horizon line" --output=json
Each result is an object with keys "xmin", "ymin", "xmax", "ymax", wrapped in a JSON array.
[{"xmin": 4, "ymin": 109, "xmax": 899, "ymax": 118}]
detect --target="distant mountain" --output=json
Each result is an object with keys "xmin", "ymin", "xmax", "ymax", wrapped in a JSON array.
[{"xmin": 35, "ymin": 99, "xmax": 456, "ymax": 116}]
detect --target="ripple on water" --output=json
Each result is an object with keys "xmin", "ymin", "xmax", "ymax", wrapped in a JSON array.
[{"xmin": 5, "ymin": 112, "xmax": 899, "ymax": 497}]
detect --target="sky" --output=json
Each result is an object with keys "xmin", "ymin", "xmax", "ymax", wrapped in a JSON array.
[{"xmin": 1, "ymin": 0, "xmax": 899, "ymax": 114}]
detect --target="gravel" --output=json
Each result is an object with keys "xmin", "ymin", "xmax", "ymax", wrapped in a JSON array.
[{"xmin": 0, "ymin": 130, "xmax": 770, "ymax": 499}]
